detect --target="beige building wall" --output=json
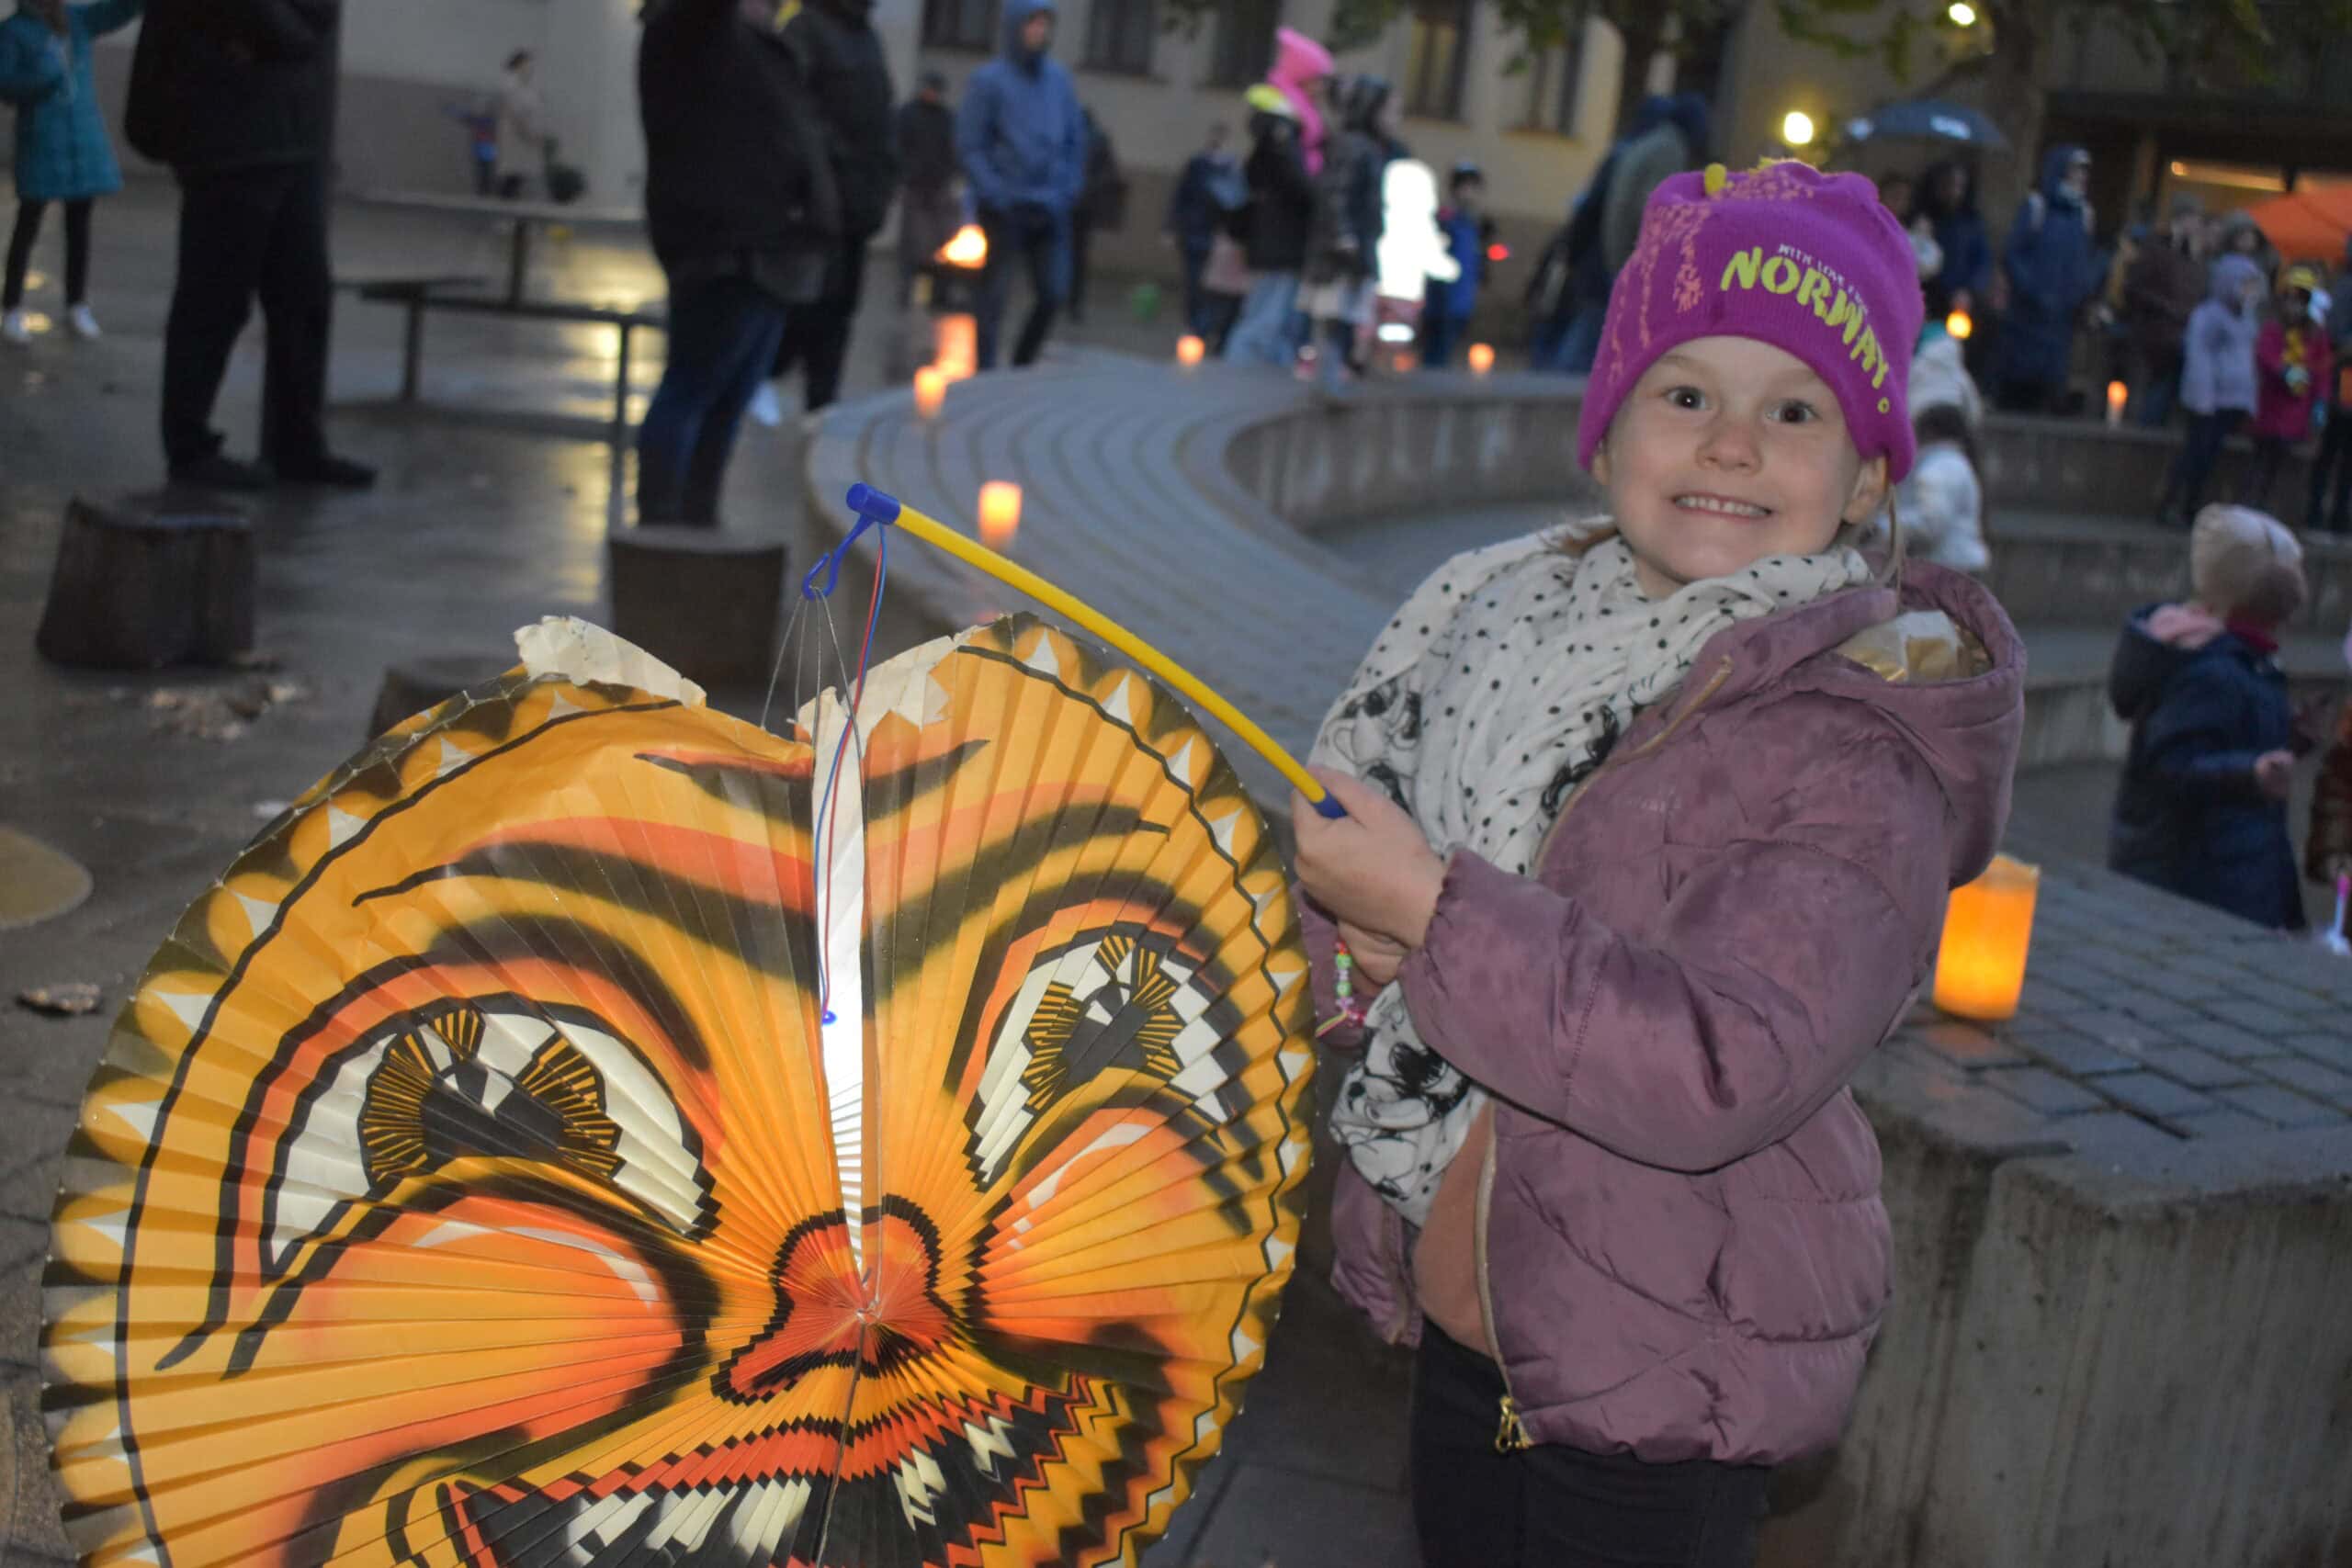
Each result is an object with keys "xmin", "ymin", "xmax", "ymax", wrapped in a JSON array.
[{"xmin": 914, "ymin": 4, "xmax": 1630, "ymax": 295}]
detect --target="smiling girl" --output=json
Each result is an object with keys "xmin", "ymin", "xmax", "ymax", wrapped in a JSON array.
[{"xmin": 1291, "ymin": 162, "xmax": 2025, "ymax": 1568}]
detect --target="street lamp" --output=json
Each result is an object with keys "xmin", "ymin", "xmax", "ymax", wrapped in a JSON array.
[
  {"xmin": 1947, "ymin": 2, "xmax": 1977, "ymax": 24},
  {"xmin": 1781, "ymin": 110, "xmax": 1816, "ymax": 148}
]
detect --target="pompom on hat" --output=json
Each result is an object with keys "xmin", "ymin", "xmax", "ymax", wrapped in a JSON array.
[{"xmin": 1576, "ymin": 161, "xmax": 1928, "ymax": 481}]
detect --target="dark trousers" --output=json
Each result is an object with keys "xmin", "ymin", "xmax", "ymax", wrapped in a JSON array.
[
  {"xmin": 1996, "ymin": 375, "xmax": 2064, "ymax": 415},
  {"xmin": 1424, "ymin": 309, "xmax": 1470, "ymax": 369},
  {"xmin": 2246, "ymin": 434, "xmax": 2292, "ymax": 511},
  {"xmin": 2309, "ymin": 412, "xmax": 2352, "ymax": 533},
  {"xmin": 637, "ymin": 273, "xmax": 788, "ymax": 526},
  {"xmin": 5, "ymin": 197, "xmax": 92, "ymax": 309},
  {"xmin": 1069, "ymin": 215, "xmax": 1095, "ymax": 321},
  {"xmin": 470, "ymin": 155, "xmax": 497, "ymax": 197},
  {"xmin": 768, "ymin": 241, "xmax": 867, "ymax": 413},
  {"xmin": 1410, "ymin": 1325, "xmax": 1771, "ymax": 1568},
  {"xmin": 2165, "ymin": 409, "xmax": 2245, "ymax": 524},
  {"xmin": 161, "ymin": 163, "xmax": 334, "ymax": 470},
  {"xmin": 975, "ymin": 205, "xmax": 1069, "ymax": 371},
  {"xmin": 1178, "ymin": 236, "xmax": 1212, "ymax": 336}
]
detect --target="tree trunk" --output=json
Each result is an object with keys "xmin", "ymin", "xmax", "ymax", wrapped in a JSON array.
[
  {"xmin": 1976, "ymin": 0, "xmax": 2048, "ymax": 237},
  {"xmin": 1614, "ymin": 12, "xmax": 1668, "ymax": 132}
]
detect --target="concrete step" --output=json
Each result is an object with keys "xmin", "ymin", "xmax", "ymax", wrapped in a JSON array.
[
  {"xmin": 1984, "ymin": 507, "xmax": 2352, "ymax": 634},
  {"xmin": 2018, "ymin": 622, "xmax": 2347, "ymax": 771}
]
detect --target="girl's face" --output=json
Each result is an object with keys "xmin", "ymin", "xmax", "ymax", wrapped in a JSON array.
[
  {"xmin": 2284, "ymin": 288, "xmax": 2312, "ymax": 324},
  {"xmin": 1593, "ymin": 335, "xmax": 1887, "ymax": 599}
]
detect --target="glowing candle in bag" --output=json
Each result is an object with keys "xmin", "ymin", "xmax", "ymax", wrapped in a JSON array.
[
  {"xmin": 1932, "ymin": 855, "xmax": 2040, "ymax": 1021},
  {"xmin": 978, "ymin": 481, "xmax": 1022, "ymax": 550},
  {"xmin": 913, "ymin": 367, "xmax": 946, "ymax": 419}
]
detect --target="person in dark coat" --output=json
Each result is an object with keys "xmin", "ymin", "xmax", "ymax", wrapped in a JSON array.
[
  {"xmin": 2121, "ymin": 194, "xmax": 2206, "ymax": 428},
  {"xmin": 1993, "ymin": 144, "xmax": 2102, "ymax": 414},
  {"xmin": 635, "ymin": 0, "xmax": 837, "ymax": 525},
  {"xmin": 893, "ymin": 70, "xmax": 957, "ymax": 308},
  {"xmin": 1530, "ymin": 95, "xmax": 1692, "ymax": 374},
  {"xmin": 1915, "ymin": 159, "xmax": 1989, "ymax": 323},
  {"xmin": 954, "ymin": 0, "xmax": 1086, "ymax": 370},
  {"xmin": 125, "ymin": 0, "xmax": 373, "ymax": 491},
  {"xmin": 0, "ymin": 0, "xmax": 142, "ymax": 345},
  {"xmin": 2108, "ymin": 504, "xmax": 2309, "ymax": 931},
  {"xmin": 1164, "ymin": 120, "xmax": 1237, "ymax": 338},
  {"xmin": 1221, "ymin": 89, "xmax": 1314, "ymax": 367},
  {"xmin": 752, "ymin": 0, "xmax": 897, "ymax": 416}
]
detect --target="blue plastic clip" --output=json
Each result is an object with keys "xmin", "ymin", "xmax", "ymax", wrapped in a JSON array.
[
  {"xmin": 1314, "ymin": 794, "xmax": 1348, "ymax": 819},
  {"xmin": 800, "ymin": 484, "xmax": 908, "ymax": 600}
]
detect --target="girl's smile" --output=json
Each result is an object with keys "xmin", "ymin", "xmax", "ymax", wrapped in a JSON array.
[{"xmin": 1594, "ymin": 335, "xmax": 1890, "ymax": 598}]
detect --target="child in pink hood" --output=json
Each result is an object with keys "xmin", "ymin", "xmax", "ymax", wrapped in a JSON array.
[
  {"xmin": 1264, "ymin": 26, "xmax": 1331, "ymax": 175},
  {"xmin": 1291, "ymin": 162, "xmax": 2023, "ymax": 1566}
]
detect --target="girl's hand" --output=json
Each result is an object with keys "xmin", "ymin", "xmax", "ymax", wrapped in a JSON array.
[
  {"xmin": 1292, "ymin": 768, "xmax": 1447, "ymax": 950},
  {"xmin": 1336, "ymin": 919, "xmax": 1409, "ymax": 988}
]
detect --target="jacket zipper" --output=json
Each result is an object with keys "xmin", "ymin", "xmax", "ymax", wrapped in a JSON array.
[{"xmin": 1474, "ymin": 653, "xmax": 1737, "ymax": 1455}]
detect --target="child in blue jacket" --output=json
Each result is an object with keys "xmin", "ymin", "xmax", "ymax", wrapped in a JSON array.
[
  {"xmin": 0, "ymin": 0, "xmax": 143, "ymax": 344},
  {"xmin": 1421, "ymin": 162, "xmax": 1489, "ymax": 369}
]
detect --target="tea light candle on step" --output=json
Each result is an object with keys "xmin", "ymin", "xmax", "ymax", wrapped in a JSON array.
[
  {"xmin": 978, "ymin": 481, "xmax": 1022, "ymax": 550},
  {"xmin": 1945, "ymin": 309, "xmax": 1973, "ymax": 341},
  {"xmin": 1176, "ymin": 334, "xmax": 1206, "ymax": 367},
  {"xmin": 1467, "ymin": 343, "xmax": 1496, "ymax": 374},
  {"xmin": 913, "ymin": 367, "xmax": 946, "ymax": 419},
  {"xmin": 2106, "ymin": 379, "xmax": 2128, "ymax": 426},
  {"xmin": 1932, "ymin": 854, "xmax": 2040, "ymax": 1021}
]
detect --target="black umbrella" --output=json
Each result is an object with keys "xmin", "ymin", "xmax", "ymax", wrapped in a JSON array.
[{"xmin": 1841, "ymin": 98, "xmax": 2010, "ymax": 153}]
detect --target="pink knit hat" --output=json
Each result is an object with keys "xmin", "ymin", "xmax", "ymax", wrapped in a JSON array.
[{"xmin": 1576, "ymin": 162, "xmax": 1927, "ymax": 481}]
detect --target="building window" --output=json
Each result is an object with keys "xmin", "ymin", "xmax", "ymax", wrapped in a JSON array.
[
  {"xmin": 1402, "ymin": 0, "xmax": 1472, "ymax": 121},
  {"xmin": 922, "ymin": 0, "xmax": 996, "ymax": 52},
  {"xmin": 1208, "ymin": 0, "xmax": 1279, "ymax": 87},
  {"xmin": 1085, "ymin": 0, "xmax": 1158, "ymax": 74},
  {"xmin": 1519, "ymin": 39, "xmax": 1580, "ymax": 134}
]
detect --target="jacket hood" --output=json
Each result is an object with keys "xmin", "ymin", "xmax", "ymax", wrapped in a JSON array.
[
  {"xmin": 2039, "ymin": 143, "xmax": 2088, "ymax": 206},
  {"xmin": 1673, "ymin": 561, "xmax": 2023, "ymax": 885},
  {"xmin": 2211, "ymin": 252, "xmax": 2263, "ymax": 309},
  {"xmin": 2109, "ymin": 603, "xmax": 2226, "ymax": 722},
  {"xmin": 1270, "ymin": 26, "xmax": 1331, "ymax": 88},
  {"xmin": 1001, "ymin": 0, "xmax": 1053, "ymax": 60}
]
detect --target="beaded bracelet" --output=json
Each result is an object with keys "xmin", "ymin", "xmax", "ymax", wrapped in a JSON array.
[{"xmin": 1316, "ymin": 938, "xmax": 1372, "ymax": 1038}]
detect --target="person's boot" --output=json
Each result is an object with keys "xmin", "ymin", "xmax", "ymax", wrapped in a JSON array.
[
  {"xmin": 66, "ymin": 303, "xmax": 100, "ymax": 340},
  {"xmin": 0, "ymin": 308, "xmax": 29, "ymax": 346},
  {"xmin": 169, "ymin": 453, "xmax": 271, "ymax": 492},
  {"xmin": 274, "ymin": 453, "xmax": 378, "ymax": 489}
]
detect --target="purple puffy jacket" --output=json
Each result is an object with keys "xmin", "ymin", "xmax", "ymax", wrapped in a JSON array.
[{"xmin": 1307, "ymin": 561, "xmax": 2024, "ymax": 1465}]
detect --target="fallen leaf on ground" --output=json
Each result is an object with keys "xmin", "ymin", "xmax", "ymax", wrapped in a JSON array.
[{"xmin": 18, "ymin": 982, "xmax": 101, "ymax": 1016}]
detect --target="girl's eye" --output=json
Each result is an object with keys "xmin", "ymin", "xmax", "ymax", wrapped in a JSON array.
[
  {"xmin": 1771, "ymin": 400, "xmax": 1821, "ymax": 425},
  {"xmin": 1663, "ymin": 386, "xmax": 1706, "ymax": 411}
]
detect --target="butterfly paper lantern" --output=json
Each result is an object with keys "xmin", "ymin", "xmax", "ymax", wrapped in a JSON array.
[{"xmin": 41, "ymin": 615, "xmax": 1313, "ymax": 1568}]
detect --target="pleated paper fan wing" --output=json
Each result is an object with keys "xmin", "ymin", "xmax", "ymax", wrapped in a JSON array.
[{"xmin": 41, "ymin": 615, "xmax": 1314, "ymax": 1568}]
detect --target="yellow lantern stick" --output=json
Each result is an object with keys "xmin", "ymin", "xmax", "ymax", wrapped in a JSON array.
[{"xmin": 814, "ymin": 485, "xmax": 1344, "ymax": 818}]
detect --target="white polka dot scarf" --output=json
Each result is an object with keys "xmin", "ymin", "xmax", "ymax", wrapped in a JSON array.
[{"xmin": 1312, "ymin": 519, "xmax": 1871, "ymax": 1226}]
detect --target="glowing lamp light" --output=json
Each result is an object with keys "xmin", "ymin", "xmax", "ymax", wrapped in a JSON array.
[
  {"xmin": 1932, "ymin": 854, "xmax": 2040, "ymax": 1021},
  {"xmin": 1948, "ymin": 1, "xmax": 1977, "ymax": 24},
  {"xmin": 1467, "ymin": 343, "xmax": 1496, "ymax": 374},
  {"xmin": 913, "ymin": 366, "xmax": 946, "ymax": 418},
  {"xmin": 978, "ymin": 480, "xmax": 1022, "ymax": 550},
  {"xmin": 1486, "ymin": 242, "xmax": 1510, "ymax": 263},
  {"xmin": 1781, "ymin": 110, "xmax": 1816, "ymax": 149},
  {"xmin": 938, "ymin": 223, "xmax": 989, "ymax": 269},
  {"xmin": 1946, "ymin": 309, "xmax": 1973, "ymax": 342},
  {"xmin": 1376, "ymin": 321, "xmax": 1417, "ymax": 344},
  {"xmin": 933, "ymin": 313, "xmax": 978, "ymax": 381},
  {"xmin": 2106, "ymin": 379, "xmax": 2129, "ymax": 426},
  {"xmin": 1176, "ymin": 334, "xmax": 1206, "ymax": 367},
  {"xmin": 1393, "ymin": 350, "xmax": 1419, "ymax": 373}
]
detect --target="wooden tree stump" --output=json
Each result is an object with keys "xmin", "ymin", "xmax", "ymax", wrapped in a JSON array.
[
  {"xmin": 367, "ymin": 651, "xmax": 521, "ymax": 743},
  {"xmin": 605, "ymin": 525, "xmax": 787, "ymax": 688},
  {"xmin": 34, "ymin": 494, "xmax": 254, "ymax": 670}
]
